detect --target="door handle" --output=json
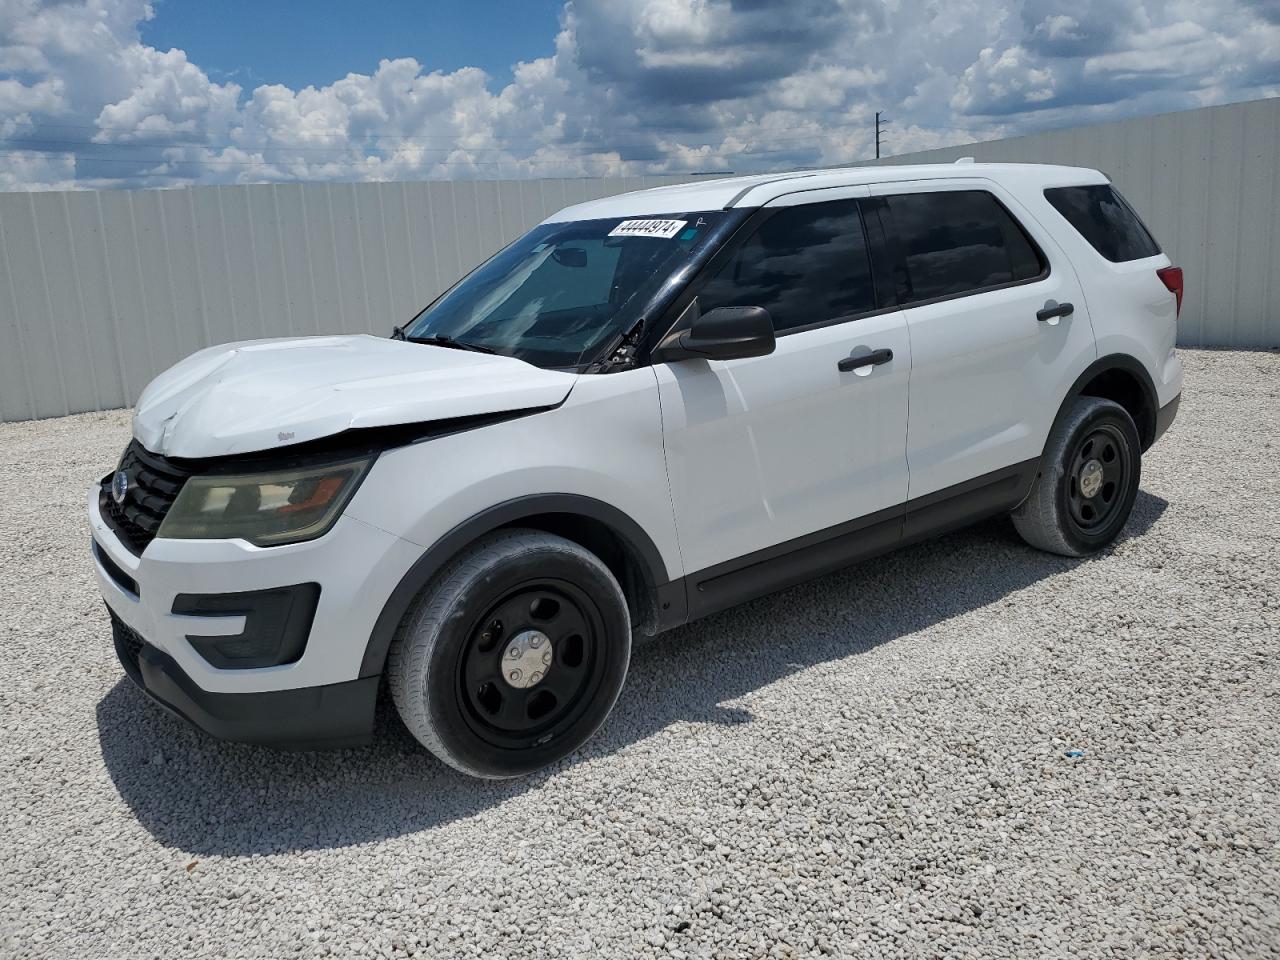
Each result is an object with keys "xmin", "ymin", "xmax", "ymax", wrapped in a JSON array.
[
  {"xmin": 838, "ymin": 348, "xmax": 894, "ymax": 372},
  {"xmin": 1036, "ymin": 301, "xmax": 1074, "ymax": 323}
]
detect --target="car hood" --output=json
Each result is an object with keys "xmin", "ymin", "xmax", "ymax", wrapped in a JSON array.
[{"xmin": 132, "ymin": 335, "xmax": 578, "ymax": 458}]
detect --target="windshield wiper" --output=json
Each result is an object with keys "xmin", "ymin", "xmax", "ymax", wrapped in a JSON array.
[{"xmin": 402, "ymin": 333, "xmax": 497, "ymax": 355}]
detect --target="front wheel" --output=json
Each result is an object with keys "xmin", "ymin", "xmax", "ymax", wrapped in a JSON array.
[
  {"xmin": 388, "ymin": 529, "xmax": 631, "ymax": 778},
  {"xmin": 1013, "ymin": 396, "xmax": 1142, "ymax": 557}
]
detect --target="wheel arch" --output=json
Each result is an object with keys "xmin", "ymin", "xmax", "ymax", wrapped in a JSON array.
[
  {"xmin": 1062, "ymin": 353, "xmax": 1159, "ymax": 450},
  {"xmin": 359, "ymin": 494, "xmax": 680, "ymax": 678}
]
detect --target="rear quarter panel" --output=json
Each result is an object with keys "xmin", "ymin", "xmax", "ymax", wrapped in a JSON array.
[{"xmin": 1016, "ymin": 181, "xmax": 1183, "ymax": 408}]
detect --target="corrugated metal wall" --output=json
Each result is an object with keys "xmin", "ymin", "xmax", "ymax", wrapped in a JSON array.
[
  {"xmin": 1, "ymin": 98, "xmax": 1277, "ymax": 422},
  {"xmin": 0, "ymin": 175, "xmax": 692, "ymax": 422},
  {"xmin": 873, "ymin": 96, "xmax": 1280, "ymax": 350}
]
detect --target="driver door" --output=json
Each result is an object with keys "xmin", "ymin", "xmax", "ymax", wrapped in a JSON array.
[{"xmin": 654, "ymin": 187, "xmax": 911, "ymax": 617}]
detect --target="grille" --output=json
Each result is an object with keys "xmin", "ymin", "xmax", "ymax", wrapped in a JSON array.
[
  {"xmin": 108, "ymin": 607, "xmax": 147, "ymax": 686},
  {"xmin": 111, "ymin": 609, "xmax": 144, "ymax": 660},
  {"xmin": 99, "ymin": 440, "xmax": 194, "ymax": 555}
]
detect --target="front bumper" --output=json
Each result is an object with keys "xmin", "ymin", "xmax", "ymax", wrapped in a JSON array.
[
  {"xmin": 89, "ymin": 480, "xmax": 423, "ymax": 748},
  {"xmin": 111, "ymin": 608, "xmax": 379, "ymax": 749}
]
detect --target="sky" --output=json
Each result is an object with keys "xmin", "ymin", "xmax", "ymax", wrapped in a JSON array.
[
  {"xmin": 136, "ymin": 0, "xmax": 565, "ymax": 91},
  {"xmin": 0, "ymin": 0, "xmax": 1277, "ymax": 191}
]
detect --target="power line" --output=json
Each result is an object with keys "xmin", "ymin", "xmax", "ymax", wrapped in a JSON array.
[
  {"xmin": 8, "ymin": 114, "xmax": 979, "ymax": 151},
  {"xmin": 0, "ymin": 136, "xmax": 845, "ymax": 161},
  {"xmin": 20, "ymin": 118, "xmax": 881, "ymax": 142},
  {"xmin": 0, "ymin": 133, "xmax": 884, "ymax": 171},
  {"xmin": 0, "ymin": 150, "xmax": 668, "ymax": 169},
  {"xmin": 0, "ymin": 147, "xmax": 804, "ymax": 172},
  {"xmin": 0, "ymin": 131, "xmax": 845, "ymax": 156},
  {"xmin": 0, "ymin": 119, "xmax": 999, "ymax": 176}
]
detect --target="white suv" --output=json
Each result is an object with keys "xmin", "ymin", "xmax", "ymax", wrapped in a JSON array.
[{"xmin": 90, "ymin": 163, "xmax": 1183, "ymax": 777}]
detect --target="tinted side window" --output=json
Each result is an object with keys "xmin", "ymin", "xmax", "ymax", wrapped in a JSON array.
[
  {"xmin": 697, "ymin": 199, "xmax": 876, "ymax": 333},
  {"xmin": 1044, "ymin": 184, "xmax": 1160, "ymax": 262},
  {"xmin": 886, "ymin": 190, "xmax": 1046, "ymax": 303}
]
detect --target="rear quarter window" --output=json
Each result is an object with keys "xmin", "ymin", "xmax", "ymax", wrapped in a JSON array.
[{"xmin": 1044, "ymin": 184, "xmax": 1161, "ymax": 262}]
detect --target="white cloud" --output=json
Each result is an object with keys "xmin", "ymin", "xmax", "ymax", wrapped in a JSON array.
[
  {"xmin": 0, "ymin": 0, "xmax": 1277, "ymax": 190},
  {"xmin": 0, "ymin": 144, "xmax": 73, "ymax": 190},
  {"xmin": 0, "ymin": 75, "xmax": 64, "ymax": 114},
  {"xmin": 94, "ymin": 45, "xmax": 240, "ymax": 140},
  {"xmin": 953, "ymin": 45, "xmax": 1058, "ymax": 114}
]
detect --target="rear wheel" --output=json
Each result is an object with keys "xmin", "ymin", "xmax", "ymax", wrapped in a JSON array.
[
  {"xmin": 1013, "ymin": 396, "xmax": 1142, "ymax": 557},
  {"xmin": 388, "ymin": 528, "xmax": 631, "ymax": 778}
]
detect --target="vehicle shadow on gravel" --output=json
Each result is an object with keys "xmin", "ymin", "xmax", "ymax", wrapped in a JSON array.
[{"xmin": 97, "ymin": 492, "xmax": 1168, "ymax": 856}]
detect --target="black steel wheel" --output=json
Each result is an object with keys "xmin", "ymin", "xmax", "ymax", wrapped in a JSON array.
[
  {"xmin": 1013, "ymin": 396, "xmax": 1142, "ymax": 557},
  {"xmin": 457, "ymin": 579, "xmax": 608, "ymax": 751},
  {"xmin": 1065, "ymin": 423, "xmax": 1130, "ymax": 532},
  {"xmin": 388, "ymin": 529, "xmax": 631, "ymax": 778}
]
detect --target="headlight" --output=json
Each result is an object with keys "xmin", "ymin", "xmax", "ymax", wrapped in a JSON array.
[{"xmin": 157, "ymin": 456, "xmax": 373, "ymax": 547}]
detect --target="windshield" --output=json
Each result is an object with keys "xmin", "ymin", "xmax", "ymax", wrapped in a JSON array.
[{"xmin": 404, "ymin": 211, "xmax": 728, "ymax": 368}]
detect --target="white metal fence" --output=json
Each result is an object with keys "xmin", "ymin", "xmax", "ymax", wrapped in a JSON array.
[
  {"xmin": 0, "ymin": 175, "xmax": 692, "ymax": 422},
  {"xmin": 873, "ymin": 96, "xmax": 1280, "ymax": 352},
  {"xmin": 1, "ymin": 97, "xmax": 1277, "ymax": 422}
]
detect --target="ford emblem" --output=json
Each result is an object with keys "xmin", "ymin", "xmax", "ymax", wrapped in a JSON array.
[{"xmin": 111, "ymin": 470, "xmax": 130, "ymax": 504}]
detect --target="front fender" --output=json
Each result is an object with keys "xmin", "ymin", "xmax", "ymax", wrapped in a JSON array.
[
  {"xmin": 342, "ymin": 367, "xmax": 682, "ymax": 675},
  {"xmin": 355, "ymin": 492, "xmax": 676, "ymax": 678}
]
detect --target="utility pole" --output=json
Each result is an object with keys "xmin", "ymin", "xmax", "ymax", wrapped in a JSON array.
[{"xmin": 875, "ymin": 111, "xmax": 889, "ymax": 160}]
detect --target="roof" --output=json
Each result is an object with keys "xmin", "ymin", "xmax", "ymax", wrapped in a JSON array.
[{"xmin": 541, "ymin": 162, "xmax": 1108, "ymax": 222}]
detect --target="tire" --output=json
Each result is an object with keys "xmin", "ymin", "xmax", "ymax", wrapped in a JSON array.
[
  {"xmin": 387, "ymin": 528, "xmax": 631, "ymax": 778},
  {"xmin": 1012, "ymin": 396, "xmax": 1142, "ymax": 557}
]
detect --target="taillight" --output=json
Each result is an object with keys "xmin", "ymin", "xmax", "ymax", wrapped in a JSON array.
[{"xmin": 1157, "ymin": 266, "xmax": 1183, "ymax": 317}]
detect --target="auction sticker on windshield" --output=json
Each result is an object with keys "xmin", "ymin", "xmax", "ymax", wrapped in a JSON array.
[{"xmin": 608, "ymin": 219, "xmax": 688, "ymax": 239}]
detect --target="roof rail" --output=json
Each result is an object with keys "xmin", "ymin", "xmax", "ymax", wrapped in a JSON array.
[{"xmin": 723, "ymin": 173, "xmax": 819, "ymax": 209}]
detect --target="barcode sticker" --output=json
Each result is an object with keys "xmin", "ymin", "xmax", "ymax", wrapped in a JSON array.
[{"xmin": 608, "ymin": 219, "xmax": 688, "ymax": 239}]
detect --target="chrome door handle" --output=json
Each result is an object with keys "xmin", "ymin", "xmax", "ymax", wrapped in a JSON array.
[{"xmin": 838, "ymin": 348, "xmax": 893, "ymax": 372}]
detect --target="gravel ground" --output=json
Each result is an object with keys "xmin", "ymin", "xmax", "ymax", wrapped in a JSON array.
[{"xmin": 1, "ymin": 348, "xmax": 1278, "ymax": 959}]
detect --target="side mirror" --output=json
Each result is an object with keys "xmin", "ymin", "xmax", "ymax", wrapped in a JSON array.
[{"xmin": 653, "ymin": 305, "xmax": 776, "ymax": 363}]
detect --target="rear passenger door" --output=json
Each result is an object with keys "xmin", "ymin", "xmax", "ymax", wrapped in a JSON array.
[
  {"xmin": 655, "ymin": 188, "xmax": 911, "ymax": 601},
  {"xmin": 868, "ymin": 180, "xmax": 1096, "ymax": 501}
]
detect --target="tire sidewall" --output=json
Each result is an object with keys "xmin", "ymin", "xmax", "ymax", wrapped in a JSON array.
[
  {"xmin": 1050, "ymin": 400, "xmax": 1142, "ymax": 554},
  {"xmin": 416, "ymin": 539, "xmax": 631, "ymax": 777}
]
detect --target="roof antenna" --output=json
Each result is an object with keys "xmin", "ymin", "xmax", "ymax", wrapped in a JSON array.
[{"xmin": 955, "ymin": 156, "xmax": 976, "ymax": 165}]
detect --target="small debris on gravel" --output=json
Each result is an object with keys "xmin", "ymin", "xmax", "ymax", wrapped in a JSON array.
[{"xmin": 1, "ymin": 349, "xmax": 1277, "ymax": 959}]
